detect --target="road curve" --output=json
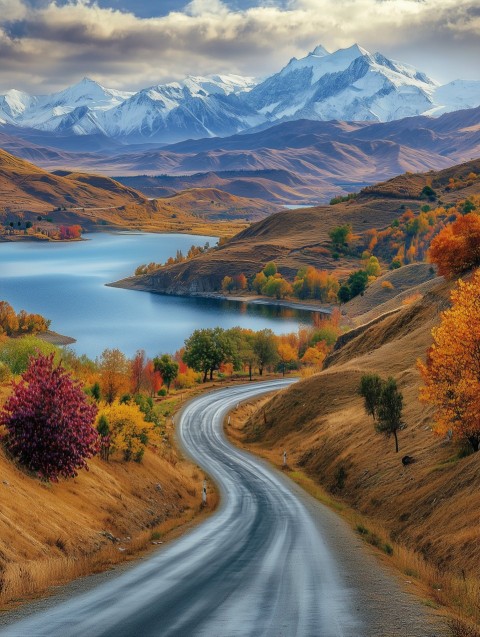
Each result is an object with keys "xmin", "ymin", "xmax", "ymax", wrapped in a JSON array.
[{"xmin": 1, "ymin": 380, "xmax": 443, "ymax": 637}]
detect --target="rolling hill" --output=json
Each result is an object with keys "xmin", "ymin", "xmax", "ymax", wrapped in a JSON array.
[
  {"xmin": 0, "ymin": 150, "xmax": 278, "ymax": 235},
  {"xmin": 2, "ymin": 106, "xmax": 479, "ymax": 208},
  {"xmin": 0, "ymin": 149, "xmax": 145, "ymax": 213},
  {"xmin": 236, "ymin": 271, "xmax": 480, "ymax": 625},
  {"xmin": 115, "ymin": 158, "xmax": 480, "ymax": 295}
]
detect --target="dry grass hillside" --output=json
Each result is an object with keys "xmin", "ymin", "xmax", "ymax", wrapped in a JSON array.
[
  {"xmin": 0, "ymin": 150, "xmax": 145, "ymax": 213},
  {"xmin": 344, "ymin": 263, "xmax": 442, "ymax": 325},
  {"xmin": 0, "ymin": 150, "xmax": 257, "ymax": 237},
  {"xmin": 0, "ymin": 419, "xmax": 209, "ymax": 607},
  {"xmin": 116, "ymin": 170, "xmax": 319, "ymax": 206},
  {"xmin": 239, "ymin": 275, "xmax": 480, "ymax": 621},
  {"xmin": 159, "ymin": 187, "xmax": 280, "ymax": 221},
  {"xmin": 120, "ymin": 159, "xmax": 480, "ymax": 295}
]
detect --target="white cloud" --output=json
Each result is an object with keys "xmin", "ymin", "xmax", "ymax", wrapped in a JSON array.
[{"xmin": 0, "ymin": 0, "xmax": 478, "ymax": 92}]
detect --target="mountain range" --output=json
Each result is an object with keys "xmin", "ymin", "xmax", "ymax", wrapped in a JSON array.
[{"xmin": 1, "ymin": 44, "xmax": 479, "ymax": 146}]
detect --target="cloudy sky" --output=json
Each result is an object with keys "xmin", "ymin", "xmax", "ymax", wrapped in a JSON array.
[{"xmin": 1, "ymin": 0, "xmax": 479, "ymax": 93}]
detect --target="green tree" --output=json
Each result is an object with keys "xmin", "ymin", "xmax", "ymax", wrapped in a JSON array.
[
  {"xmin": 252, "ymin": 271, "xmax": 267, "ymax": 293},
  {"xmin": 347, "ymin": 270, "xmax": 368, "ymax": 297},
  {"xmin": 229, "ymin": 329, "xmax": 258, "ymax": 381},
  {"xmin": 0, "ymin": 335, "xmax": 58, "ymax": 375},
  {"xmin": 153, "ymin": 354, "xmax": 179, "ymax": 393},
  {"xmin": 183, "ymin": 328, "xmax": 235, "ymax": 382},
  {"xmin": 338, "ymin": 285, "xmax": 351, "ymax": 304},
  {"xmin": 97, "ymin": 414, "xmax": 110, "ymax": 461},
  {"xmin": 376, "ymin": 378, "xmax": 404, "ymax": 453},
  {"xmin": 329, "ymin": 224, "xmax": 352, "ymax": 247},
  {"xmin": 365, "ymin": 256, "xmax": 381, "ymax": 277},
  {"xmin": 263, "ymin": 276, "xmax": 292, "ymax": 299},
  {"xmin": 359, "ymin": 374, "xmax": 384, "ymax": 421},
  {"xmin": 91, "ymin": 381, "xmax": 101, "ymax": 402},
  {"xmin": 253, "ymin": 329, "xmax": 279, "ymax": 376},
  {"xmin": 262, "ymin": 262, "xmax": 277, "ymax": 277}
]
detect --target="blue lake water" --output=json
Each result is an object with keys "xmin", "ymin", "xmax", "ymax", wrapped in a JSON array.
[{"xmin": 0, "ymin": 232, "xmax": 313, "ymax": 358}]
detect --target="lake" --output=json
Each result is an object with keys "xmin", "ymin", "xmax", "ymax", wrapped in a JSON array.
[{"xmin": 0, "ymin": 232, "xmax": 313, "ymax": 358}]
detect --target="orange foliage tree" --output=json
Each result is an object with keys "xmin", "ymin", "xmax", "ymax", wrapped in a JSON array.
[
  {"xmin": 277, "ymin": 342, "xmax": 297, "ymax": 376},
  {"xmin": 428, "ymin": 213, "xmax": 480, "ymax": 278},
  {"xmin": 418, "ymin": 270, "xmax": 480, "ymax": 451},
  {"xmin": 99, "ymin": 348, "xmax": 129, "ymax": 404}
]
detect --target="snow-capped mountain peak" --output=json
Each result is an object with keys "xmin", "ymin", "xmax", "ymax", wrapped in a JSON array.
[
  {"xmin": 0, "ymin": 47, "xmax": 478, "ymax": 144},
  {"xmin": 245, "ymin": 43, "xmax": 447, "ymax": 122},
  {"xmin": 309, "ymin": 45, "xmax": 329, "ymax": 57}
]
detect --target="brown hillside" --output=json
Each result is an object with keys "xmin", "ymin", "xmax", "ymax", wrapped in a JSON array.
[
  {"xmin": 119, "ymin": 160, "xmax": 480, "ymax": 296},
  {"xmin": 0, "ymin": 151, "xmax": 251, "ymax": 237},
  {"xmin": 0, "ymin": 437, "xmax": 206, "ymax": 606},
  {"xmin": 116, "ymin": 170, "xmax": 320, "ymax": 206},
  {"xmin": 361, "ymin": 158, "xmax": 480, "ymax": 201},
  {"xmin": 0, "ymin": 149, "xmax": 145, "ymax": 213},
  {"xmin": 240, "ymin": 278, "xmax": 480, "ymax": 617},
  {"xmin": 161, "ymin": 187, "xmax": 280, "ymax": 221}
]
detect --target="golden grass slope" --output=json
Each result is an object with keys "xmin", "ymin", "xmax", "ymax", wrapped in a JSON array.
[
  {"xmin": 0, "ymin": 428, "xmax": 206, "ymax": 607},
  {"xmin": 241, "ymin": 276, "xmax": 480, "ymax": 619},
  {"xmin": 0, "ymin": 149, "xmax": 145, "ymax": 213},
  {"xmin": 124, "ymin": 159, "xmax": 480, "ymax": 295}
]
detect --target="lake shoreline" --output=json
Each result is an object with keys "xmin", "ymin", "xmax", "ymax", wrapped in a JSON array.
[
  {"xmin": 36, "ymin": 330, "xmax": 77, "ymax": 346},
  {"xmin": 108, "ymin": 278, "xmax": 332, "ymax": 315}
]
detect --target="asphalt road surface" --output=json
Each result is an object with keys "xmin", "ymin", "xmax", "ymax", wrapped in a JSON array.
[{"xmin": 0, "ymin": 380, "xmax": 444, "ymax": 637}]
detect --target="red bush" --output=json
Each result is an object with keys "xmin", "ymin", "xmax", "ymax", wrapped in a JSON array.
[{"xmin": 1, "ymin": 353, "xmax": 99, "ymax": 481}]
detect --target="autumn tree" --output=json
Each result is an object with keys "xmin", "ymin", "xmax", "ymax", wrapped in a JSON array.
[
  {"xmin": 0, "ymin": 353, "xmax": 98, "ymax": 480},
  {"xmin": 418, "ymin": 271, "xmax": 480, "ymax": 451},
  {"xmin": 98, "ymin": 402, "xmax": 157, "ymax": 462},
  {"xmin": 263, "ymin": 262, "xmax": 277, "ymax": 277},
  {"xmin": 221, "ymin": 276, "xmax": 234, "ymax": 293},
  {"xmin": 130, "ymin": 349, "xmax": 146, "ymax": 395},
  {"xmin": 263, "ymin": 276, "xmax": 292, "ymax": 299},
  {"xmin": 376, "ymin": 378, "xmax": 404, "ymax": 453},
  {"xmin": 153, "ymin": 354, "xmax": 179, "ymax": 393},
  {"xmin": 0, "ymin": 301, "xmax": 19, "ymax": 335},
  {"xmin": 252, "ymin": 271, "xmax": 267, "ymax": 293},
  {"xmin": 253, "ymin": 329, "xmax": 278, "ymax": 376},
  {"xmin": 143, "ymin": 359, "xmax": 163, "ymax": 396},
  {"xmin": 301, "ymin": 342, "xmax": 328, "ymax": 368},
  {"xmin": 99, "ymin": 348, "xmax": 129, "ymax": 404},
  {"xmin": 277, "ymin": 342, "xmax": 297, "ymax": 376},
  {"xmin": 233, "ymin": 273, "xmax": 248, "ymax": 290},
  {"xmin": 17, "ymin": 310, "xmax": 50, "ymax": 334},
  {"xmin": 364, "ymin": 256, "xmax": 381, "ymax": 278},
  {"xmin": 428, "ymin": 213, "xmax": 480, "ymax": 278}
]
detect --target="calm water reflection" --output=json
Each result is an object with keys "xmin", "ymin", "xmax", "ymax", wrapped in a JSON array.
[{"xmin": 0, "ymin": 232, "xmax": 313, "ymax": 358}]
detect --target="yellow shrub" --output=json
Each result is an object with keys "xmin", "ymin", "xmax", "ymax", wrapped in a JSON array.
[
  {"xmin": 381, "ymin": 280, "xmax": 394, "ymax": 290},
  {"xmin": 175, "ymin": 368, "xmax": 200, "ymax": 389},
  {"xmin": 97, "ymin": 402, "xmax": 158, "ymax": 462},
  {"xmin": 402, "ymin": 293, "xmax": 422, "ymax": 306}
]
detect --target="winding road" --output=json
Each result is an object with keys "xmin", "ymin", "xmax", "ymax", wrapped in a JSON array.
[{"xmin": 1, "ymin": 380, "xmax": 443, "ymax": 637}]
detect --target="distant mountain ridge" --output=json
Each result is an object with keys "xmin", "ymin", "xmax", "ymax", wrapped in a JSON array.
[{"xmin": 1, "ymin": 45, "xmax": 479, "ymax": 145}]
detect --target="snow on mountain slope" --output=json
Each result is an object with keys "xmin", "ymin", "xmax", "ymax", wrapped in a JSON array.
[
  {"xmin": 427, "ymin": 80, "xmax": 480, "ymax": 116},
  {"xmin": 99, "ymin": 76, "xmax": 264, "ymax": 143},
  {"xmin": 0, "ymin": 48, "xmax": 478, "ymax": 145},
  {"xmin": 0, "ymin": 78, "xmax": 132, "ymax": 135},
  {"xmin": 246, "ymin": 45, "xmax": 438, "ymax": 122}
]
